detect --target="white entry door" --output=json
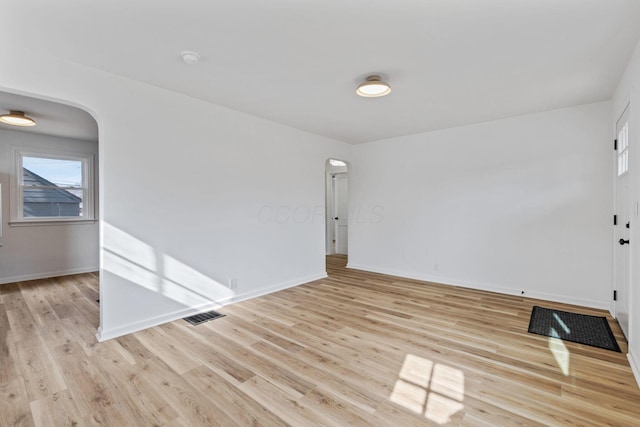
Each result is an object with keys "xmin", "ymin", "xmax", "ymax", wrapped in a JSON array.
[
  {"xmin": 614, "ymin": 105, "xmax": 631, "ymax": 339},
  {"xmin": 334, "ymin": 173, "xmax": 348, "ymax": 255}
]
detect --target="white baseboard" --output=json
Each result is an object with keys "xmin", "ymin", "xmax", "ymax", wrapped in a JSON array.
[
  {"xmin": 96, "ymin": 300, "xmax": 224, "ymax": 341},
  {"xmin": 346, "ymin": 263, "xmax": 608, "ymax": 310},
  {"xmin": 217, "ymin": 272, "xmax": 328, "ymax": 306},
  {"xmin": 628, "ymin": 351, "xmax": 640, "ymax": 389},
  {"xmin": 96, "ymin": 271, "xmax": 327, "ymax": 342},
  {"xmin": 0, "ymin": 267, "xmax": 99, "ymax": 285}
]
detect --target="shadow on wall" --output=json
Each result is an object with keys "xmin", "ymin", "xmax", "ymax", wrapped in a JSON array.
[{"xmin": 102, "ymin": 222, "xmax": 235, "ymax": 308}]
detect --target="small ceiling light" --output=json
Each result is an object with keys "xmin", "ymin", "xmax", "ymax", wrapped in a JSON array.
[
  {"xmin": 0, "ymin": 111, "xmax": 36, "ymax": 127},
  {"xmin": 356, "ymin": 75, "xmax": 391, "ymax": 98},
  {"xmin": 329, "ymin": 159, "xmax": 347, "ymax": 167},
  {"xmin": 181, "ymin": 51, "xmax": 200, "ymax": 65}
]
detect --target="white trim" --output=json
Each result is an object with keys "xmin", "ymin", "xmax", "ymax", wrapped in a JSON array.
[
  {"xmin": 628, "ymin": 351, "xmax": 640, "ymax": 389},
  {"xmin": 11, "ymin": 147, "xmax": 96, "ymax": 222},
  {"xmin": 96, "ymin": 272, "xmax": 327, "ymax": 342},
  {"xmin": 346, "ymin": 263, "xmax": 609, "ymax": 310},
  {"xmin": 616, "ymin": 102, "xmax": 631, "ymax": 126},
  {"xmin": 217, "ymin": 272, "xmax": 328, "ymax": 305},
  {"xmin": 96, "ymin": 301, "xmax": 225, "ymax": 342},
  {"xmin": 9, "ymin": 219, "xmax": 97, "ymax": 227},
  {"xmin": 0, "ymin": 267, "xmax": 99, "ymax": 285}
]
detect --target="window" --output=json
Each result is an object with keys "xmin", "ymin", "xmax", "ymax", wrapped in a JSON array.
[
  {"xmin": 617, "ymin": 121, "xmax": 629, "ymax": 176},
  {"xmin": 11, "ymin": 149, "xmax": 95, "ymax": 224}
]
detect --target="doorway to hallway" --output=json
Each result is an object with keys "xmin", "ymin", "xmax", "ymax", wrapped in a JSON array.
[{"xmin": 325, "ymin": 159, "xmax": 349, "ymax": 256}]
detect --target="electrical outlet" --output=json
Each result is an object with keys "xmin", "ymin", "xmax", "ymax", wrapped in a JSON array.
[{"xmin": 228, "ymin": 278, "xmax": 237, "ymax": 290}]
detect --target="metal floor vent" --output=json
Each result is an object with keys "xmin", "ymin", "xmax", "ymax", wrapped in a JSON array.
[{"xmin": 184, "ymin": 310, "xmax": 225, "ymax": 326}]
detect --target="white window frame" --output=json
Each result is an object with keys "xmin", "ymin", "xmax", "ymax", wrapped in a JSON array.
[
  {"xmin": 617, "ymin": 121, "xmax": 629, "ymax": 177},
  {"xmin": 10, "ymin": 147, "xmax": 96, "ymax": 226}
]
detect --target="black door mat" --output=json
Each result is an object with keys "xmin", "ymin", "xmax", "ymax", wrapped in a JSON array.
[
  {"xmin": 184, "ymin": 310, "xmax": 225, "ymax": 326},
  {"xmin": 528, "ymin": 306, "xmax": 621, "ymax": 352}
]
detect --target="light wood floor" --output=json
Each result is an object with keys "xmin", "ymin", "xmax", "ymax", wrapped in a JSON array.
[{"xmin": 1, "ymin": 256, "xmax": 639, "ymax": 426}]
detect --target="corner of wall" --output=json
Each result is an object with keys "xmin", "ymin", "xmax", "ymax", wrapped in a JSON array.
[{"xmin": 96, "ymin": 271, "xmax": 327, "ymax": 341}]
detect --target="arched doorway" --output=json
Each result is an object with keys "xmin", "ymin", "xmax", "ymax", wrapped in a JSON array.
[
  {"xmin": 0, "ymin": 89, "xmax": 100, "ymax": 329},
  {"xmin": 325, "ymin": 158, "xmax": 349, "ymax": 256}
]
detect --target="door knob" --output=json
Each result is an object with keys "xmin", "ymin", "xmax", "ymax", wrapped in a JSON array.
[{"xmin": 619, "ymin": 238, "xmax": 630, "ymax": 245}]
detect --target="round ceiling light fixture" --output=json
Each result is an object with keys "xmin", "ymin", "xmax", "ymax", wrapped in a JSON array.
[
  {"xmin": 356, "ymin": 75, "xmax": 391, "ymax": 98},
  {"xmin": 0, "ymin": 110, "xmax": 36, "ymax": 127},
  {"xmin": 181, "ymin": 51, "xmax": 200, "ymax": 65}
]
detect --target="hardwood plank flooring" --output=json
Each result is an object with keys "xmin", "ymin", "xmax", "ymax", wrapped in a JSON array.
[{"xmin": 1, "ymin": 258, "xmax": 639, "ymax": 426}]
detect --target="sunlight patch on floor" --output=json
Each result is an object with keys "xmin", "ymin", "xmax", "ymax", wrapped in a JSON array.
[
  {"xmin": 552, "ymin": 313, "xmax": 571, "ymax": 334},
  {"xmin": 390, "ymin": 354, "xmax": 465, "ymax": 424},
  {"xmin": 548, "ymin": 329, "xmax": 570, "ymax": 376}
]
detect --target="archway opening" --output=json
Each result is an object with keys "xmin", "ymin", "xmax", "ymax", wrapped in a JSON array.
[
  {"xmin": 325, "ymin": 158, "xmax": 349, "ymax": 261},
  {"xmin": 0, "ymin": 89, "xmax": 100, "ymax": 330}
]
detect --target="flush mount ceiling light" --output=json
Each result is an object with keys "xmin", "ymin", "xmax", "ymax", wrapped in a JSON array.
[
  {"xmin": 0, "ymin": 110, "xmax": 36, "ymax": 127},
  {"xmin": 356, "ymin": 75, "xmax": 391, "ymax": 98},
  {"xmin": 181, "ymin": 51, "xmax": 200, "ymax": 65},
  {"xmin": 329, "ymin": 159, "xmax": 347, "ymax": 167}
]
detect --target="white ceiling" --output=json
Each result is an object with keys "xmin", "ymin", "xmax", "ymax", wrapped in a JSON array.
[
  {"xmin": 0, "ymin": 91, "xmax": 98, "ymax": 142},
  {"xmin": 4, "ymin": 0, "xmax": 640, "ymax": 143}
]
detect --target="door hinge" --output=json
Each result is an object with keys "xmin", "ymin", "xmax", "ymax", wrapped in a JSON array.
[
  {"xmin": 614, "ymin": 290, "xmax": 617, "ymax": 301},
  {"xmin": 614, "ymin": 139, "xmax": 618, "ymax": 151},
  {"xmin": 626, "ymin": 221, "xmax": 630, "ymax": 229},
  {"xmin": 614, "ymin": 214, "xmax": 617, "ymax": 225}
]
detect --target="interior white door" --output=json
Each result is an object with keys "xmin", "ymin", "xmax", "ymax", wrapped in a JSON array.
[
  {"xmin": 614, "ymin": 105, "xmax": 631, "ymax": 339},
  {"xmin": 334, "ymin": 173, "xmax": 348, "ymax": 255}
]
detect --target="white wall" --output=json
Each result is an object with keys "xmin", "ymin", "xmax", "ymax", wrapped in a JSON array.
[
  {"xmin": 0, "ymin": 46, "xmax": 351, "ymax": 340},
  {"xmin": 0, "ymin": 129, "xmax": 99, "ymax": 283},
  {"xmin": 349, "ymin": 102, "xmax": 613, "ymax": 309},
  {"xmin": 0, "ymin": 41, "xmax": 624, "ymax": 358},
  {"xmin": 613, "ymin": 38, "xmax": 640, "ymax": 385}
]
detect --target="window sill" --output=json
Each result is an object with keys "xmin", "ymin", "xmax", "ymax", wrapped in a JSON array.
[{"xmin": 9, "ymin": 219, "xmax": 97, "ymax": 227}]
